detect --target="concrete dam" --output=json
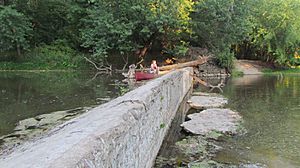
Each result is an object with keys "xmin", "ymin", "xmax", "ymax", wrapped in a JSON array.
[{"xmin": 0, "ymin": 68, "xmax": 193, "ymax": 168}]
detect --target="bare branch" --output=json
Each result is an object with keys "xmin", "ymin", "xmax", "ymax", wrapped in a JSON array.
[
  {"xmin": 84, "ymin": 57, "xmax": 112, "ymax": 72},
  {"xmin": 136, "ymin": 58, "xmax": 144, "ymax": 67},
  {"xmin": 122, "ymin": 55, "xmax": 129, "ymax": 71}
]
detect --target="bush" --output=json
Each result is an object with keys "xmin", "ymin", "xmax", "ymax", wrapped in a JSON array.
[
  {"xmin": 26, "ymin": 41, "xmax": 84, "ymax": 69},
  {"xmin": 0, "ymin": 40, "xmax": 86, "ymax": 70},
  {"xmin": 0, "ymin": 5, "xmax": 32, "ymax": 57},
  {"xmin": 214, "ymin": 48, "xmax": 235, "ymax": 70}
]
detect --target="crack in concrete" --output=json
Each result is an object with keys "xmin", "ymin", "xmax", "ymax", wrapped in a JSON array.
[{"xmin": 117, "ymin": 100, "xmax": 148, "ymax": 111}]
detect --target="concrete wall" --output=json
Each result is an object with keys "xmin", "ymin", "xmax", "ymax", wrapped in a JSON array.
[{"xmin": 0, "ymin": 68, "xmax": 193, "ymax": 168}]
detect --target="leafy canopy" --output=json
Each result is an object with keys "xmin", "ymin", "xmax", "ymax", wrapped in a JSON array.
[
  {"xmin": 80, "ymin": 0, "xmax": 194, "ymax": 61},
  {"xmin": 0, "ymin": 5, "xmax": 32, "ymax": 54}
]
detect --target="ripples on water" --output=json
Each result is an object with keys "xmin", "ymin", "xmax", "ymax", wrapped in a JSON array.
[
  {"xmin": 215, "ymin": 75, "xmax": 300, "ymax": 168},
  {"xmin": 0, "ymin": 71, "xmax": 125, "ymax": 137}
]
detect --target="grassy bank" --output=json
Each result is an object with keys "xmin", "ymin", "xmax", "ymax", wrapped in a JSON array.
[
  {"xmin": 262, "ymin": 67, "xmax": 300, "ymax": 74},
  {"xmin": 0, "ymin": 61, "xmax": 85, "ymax": 71},
  {"xmin": 0, "ymin": 44, "xmax": 88, "ymax": 71}
]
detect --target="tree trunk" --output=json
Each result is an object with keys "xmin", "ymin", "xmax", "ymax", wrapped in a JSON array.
[
  {"xmin": 0, "ymin": 0, "xmax": 9, "ymax": 5},
  {"xmin": 159, "ymin": 57, "xmax": 210, "ymax": 71},
  {"xmin": 16, "ymin": 43, "xmax": 21, "ymax": 57}
]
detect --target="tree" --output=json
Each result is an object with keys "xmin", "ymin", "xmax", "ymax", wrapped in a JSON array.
[
  {"xmin": 191, "ymin": 0, "xmax": 252, "ymax": 68},
  {"xmin": 247, "ymin": 0, "xmax": 300, "ymax": 65},
  {"xmin": 80, "ymin": 0, "xmax": 194, "ymax": 64},
  {"xmin": 0, "ymin": 5, "xmax": 32, "ymax": 57}
]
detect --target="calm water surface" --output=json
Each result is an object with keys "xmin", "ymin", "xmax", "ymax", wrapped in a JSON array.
[
  {"xmin": 0, "ymin": 71, "xmax": 124, "ymax": 137},
  {"xmin": 216, "ymin": 75, "xmax": 300, "ymax": 168}
]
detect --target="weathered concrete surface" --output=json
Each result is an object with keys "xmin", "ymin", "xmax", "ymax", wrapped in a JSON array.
[
  {"xmin": 187, "ymin": 95, "xmax": 228, "ymax": 109},
  {"xmin": 0, "ymin": 68, "xmax": 193, "ymax": 168},
  {"xmin": 0, "ymin": 107, "xmax": 92, "ymax": 154},
  {"xmin": 181, "ymin": 108, "xmax": 241, "ymax": 135}
]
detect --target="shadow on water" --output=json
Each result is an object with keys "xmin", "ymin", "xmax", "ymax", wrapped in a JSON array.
[
  {"xmin": 0, "ymin": 71, "xmax": 125, "ymax": 137},
  {"xmin": 157, "ymin": 90, "xmax": 192, "ymax": 156},
  {"xmin": 215, "ymin": 75, "xmax": 300, "ymax": 168},
  {"xmin": 155, "ymin": 75, "xmax": 300, "ymax": 168}
]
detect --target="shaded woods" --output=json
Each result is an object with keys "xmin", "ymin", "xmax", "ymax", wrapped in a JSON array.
[{"xmin": 0, "ymin": 0, "xmax": 299, "ymax": 70}]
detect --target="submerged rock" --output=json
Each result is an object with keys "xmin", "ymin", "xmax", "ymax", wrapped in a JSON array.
[
  {"xmin": 188, "ymin": 160, "xmax": 235, "ymax": 168},
  {"xmin": 188, "ymin": 161, "xmax": 267, "ymax": 168},
  {"xmin": 154, "ymin": 136, "xmax": 222, "ymax": 168},
  {"xmin": 0, "ymin": 107, "xmax": 92, "ymax": 155},
  {"xmin": 192, "ymin": 92, "xmax": 222, "ymax": 97},
  {"xmin": 96, "ymin": 97, "xmax": 111, "ymax": 102},
  {"xmin": 14, "ymin": 118, "xmax": 39, "ymax": 131},
  {"xmin": 181, "ymin": 108, "xmax": 241, "ymax": 135},
  {"xmin": 175, "ymin": 136, "xmax": 222, "ymax": 162},
  {"xmin": 36, "ymin": 110, "xmax": 71, "ymax": 126},
  {"xmin": 187, "ymin": 95, "xmax": 228, "ymax": 109},
  {"xmin": 175, "ymin": 136, "xmax": 209, "ymax": 159}
]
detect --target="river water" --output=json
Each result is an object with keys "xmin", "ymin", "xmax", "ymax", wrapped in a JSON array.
[
  {"xmin": 1, "ymin": 72, "xmax": 299, "ymax": 167},
  {"xmin": 215, "ymin": 75, "xmax": 300, "ymax": 168},
  {"xmin": 0, "ymin": 71, "xmax": 125, "ymax": 137}
]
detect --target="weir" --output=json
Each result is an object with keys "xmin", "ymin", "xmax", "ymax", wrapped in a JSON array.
[{"xmin": 0, "ymin": 68, "xmax": 193, "ymax": 168}]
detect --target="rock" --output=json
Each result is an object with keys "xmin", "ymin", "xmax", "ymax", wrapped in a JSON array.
[
  {"xmin": 14, "ymin": 118, "xmax": 39, "ymax": 131},
  {"xmin": 206, "ymin": 131, "xmax": 223, "ymax": 140},
  {"xmin": 181, "ymin": 108, "xmax": 242, "ymax": 135},
  {"xmin": 1, "ymin": 107, "xmax": 92, "ymax": 155},
  {"xmin": 188, "ymin": 160, "xmax": 236, "ymax": 168},
  {"xmin": 192, "ymin": 92, "xmax": 222, "ymax": 97},
  {"xmin": 188, "ymin": 160, "xmax": 266, "ymax": 168},
  {"xmin": 187, "ymin": 95, "xmax": 228, "ymax": 109},
  {"xmin": 175, "ymin": 136, "xmax": 209, "ymax": 158},
  {"xmin": 240, "ymin": 163, "xmax": 267, "ymax": 168},
  {"xmin": 96, "ymin": 97, "xmax": 111, "ymax": 102},
  {"xmin": 37, "ymin": 111, "xmax": 69, "ymax": 126}
]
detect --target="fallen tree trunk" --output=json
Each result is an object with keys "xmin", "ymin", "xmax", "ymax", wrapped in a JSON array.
[
  {"xmin": 190, "ymin": 73, "xmax": 225, "ymax": 92},
  {"xmin": 159, "ymin": 56, "xmax": 210, "ymax": 71}
]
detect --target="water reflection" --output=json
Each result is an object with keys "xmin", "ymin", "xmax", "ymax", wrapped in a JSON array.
[
  {"xmin": 215, "ymin": 75, "xmax": 300, "ymax": 167},
  {"xmin": 0, "ymin": 71, "xmax": 123, "ymax": 137}
]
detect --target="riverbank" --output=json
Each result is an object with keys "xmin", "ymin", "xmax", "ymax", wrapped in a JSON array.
[
  {"xmin": 234, "ymin": 59, "xmax": 300, "ymax": 76},
  {"xmin": 0, "ymin": 61, "xmax": 86, "ymax": 71},
  {"xmin": 262, "ymin": 68, "xmax": 300, "ymax": 74}
]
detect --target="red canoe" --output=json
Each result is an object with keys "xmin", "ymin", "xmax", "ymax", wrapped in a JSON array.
[{"xmin": 135, "ymin": 71, "xmax": 156, "ymax": 81}]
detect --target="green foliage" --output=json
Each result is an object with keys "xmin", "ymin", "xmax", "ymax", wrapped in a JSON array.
[
  {"xmin": 81, "ymin": 3, "xmax": 135, "ymax": 61},
  {"xmin": 0, "ymin": 41, "xmax": 84, "ymax": 70},
  {"xmin": 248, "ymin": 0, "xmax": 300, "ymax": 65},
  {"xmin": 262, "ymin": 67, "xmax": 300, "ymax": 74},
  {"xmin": 0, "ymin": 5, "xmax": 32, "ymax": 55},
  {"xmin": 12, "ymin": 0, "xmax": 87, "ymax": 47},
  {"xmin": 160, "ymin": 123, "xmax": 166, "ymax": 129},
  {"xmin": 191, "ymin": 0, "xmax": 252, "ymax": 50},
  {"xmin": 1, "ymin": 0, "xmax": 300, "ymax": 70},
  {"xmin": 117, "ymin": 85, "xmax": 130, "ymax": 96},
  {"xmin": 25, "ymin": 41, "xmax": 84, "ymax": 69},
  {"xmin": 214, "ymin": 48, "xmax": 235, "ymax": 69},
  {"xmin": 231, "ymin": 69, "xmax": 244, "ymax": 77},
  {"xmin": 80, "ymin": 0, "xmax": 194, "ymax": 62},
  {"xmin": 191, "ymin": 0, "xmax": 252, "ymax": 68}
]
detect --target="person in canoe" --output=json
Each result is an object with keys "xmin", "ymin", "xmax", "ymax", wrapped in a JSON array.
[{"xmin": 150, "ymin": 60, "xmax": 159, "ymax": 74}]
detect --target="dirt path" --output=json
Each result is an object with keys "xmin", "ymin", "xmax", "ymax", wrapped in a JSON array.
[{"xmin": 234, "ymin": 60, "xmax": 267, "ymax": 75}]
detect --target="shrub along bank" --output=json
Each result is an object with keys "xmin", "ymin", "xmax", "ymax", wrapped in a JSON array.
[{"xmin": 0, "ymin": 0, "xmax": 299, "ymax": 70}]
